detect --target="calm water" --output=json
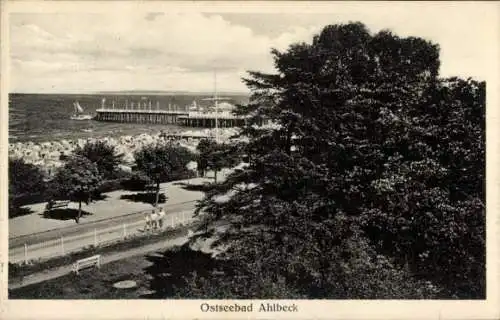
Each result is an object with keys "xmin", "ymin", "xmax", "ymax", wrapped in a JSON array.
[{"xmin": 9, "ymin": 93, "xmax": 248, "ymax": 143}]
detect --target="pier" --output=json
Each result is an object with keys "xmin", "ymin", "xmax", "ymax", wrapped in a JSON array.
[
  {"xmin": 95, "ymin": 108, "xmax": 188, "ymax": 124},
  {"xmin": 177, "ymin": 112, "xmax": 247, "ymax": 127}
]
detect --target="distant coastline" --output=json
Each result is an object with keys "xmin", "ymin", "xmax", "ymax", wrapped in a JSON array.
[{"xmin": 9, "ymin": 91, "xmax": 251, "ymax": 96}]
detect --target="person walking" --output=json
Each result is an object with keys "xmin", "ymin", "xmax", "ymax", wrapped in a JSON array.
[
  {"xmin": 144, "ymin": 211, "xmax": 151, "ymax": 232},
  {"xmin": 150, "ymin": 209, "xmax": 159, "ymax": 231},
  {"xmin": 158, "ymin": 206, "xmax": 166, "ymax": 229}
]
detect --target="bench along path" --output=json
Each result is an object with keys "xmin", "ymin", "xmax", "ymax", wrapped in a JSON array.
[
  {"xmin": 9, "ymin": 234, "xmax": 191, "ymax": 290},
  {"xmin": 72, "ymin": 255, "xmax": 101, "ymax": 274},
  {"xmin": 45, "ymin": 200, "xmax": 70, "ymax": 212}
]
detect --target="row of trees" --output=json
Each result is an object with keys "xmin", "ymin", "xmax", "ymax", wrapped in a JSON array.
[
  {"xmin": 9, "ymin": 141, "xmax": 196, "ymax": 223},
  {"xmin": 181, "ymin": 22, "xmax": 485, "ymax": 298}
]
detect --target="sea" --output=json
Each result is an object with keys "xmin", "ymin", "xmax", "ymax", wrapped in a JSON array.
[{"xmin": 9, "ymin": 93, "xmax": 249, "ymax": 144}]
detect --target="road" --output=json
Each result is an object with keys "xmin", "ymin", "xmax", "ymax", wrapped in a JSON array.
[
  {"xmin": 9, "ymin": 200, "xmax": 197, "ymax": 248},
  {"xmin": 8, "ymin": 170, "xmax": 235, "ymax": 264},
  {"xmin": 9, "ymin": 205, "xmax": 197, "ymax": 264}
]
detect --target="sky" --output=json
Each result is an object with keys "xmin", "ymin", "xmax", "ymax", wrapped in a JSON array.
[{"xmin": 8, "ymin": 2, "xmax": 498, "ymax": 94}]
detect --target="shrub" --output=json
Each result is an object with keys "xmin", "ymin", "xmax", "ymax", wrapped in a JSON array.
[
  {"xmin": 97, "ymin": 179, "xmax": 124, "ymax": 194},
  {"xmin": 121, "ymin": 172, "xmax": 153, "ymax": 191}
]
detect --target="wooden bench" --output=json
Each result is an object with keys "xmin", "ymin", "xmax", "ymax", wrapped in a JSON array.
[
  {"xmin": 44, "ymin": 200, "xmax": 70, "ymax": 212},
  {"xmin": 72, "ymin": 255, "xmax": 101, "ymax": 275}
]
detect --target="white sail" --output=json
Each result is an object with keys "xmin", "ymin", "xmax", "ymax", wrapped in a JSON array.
[{"xmin": 75, "ymin": 101, "xmax": 84, "ymax": 113}]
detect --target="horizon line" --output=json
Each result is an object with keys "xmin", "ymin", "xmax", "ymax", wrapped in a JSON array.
[{"xmin": 9, "ymin": 90, "xmax": 251, "ymax": 95}]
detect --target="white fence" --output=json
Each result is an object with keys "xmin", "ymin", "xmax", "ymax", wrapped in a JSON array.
[{"xmin": 9, "ymin": 210, "xmax": 194, "ymax": 264}]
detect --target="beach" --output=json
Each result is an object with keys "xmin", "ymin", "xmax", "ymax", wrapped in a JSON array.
[{"xmin": 8, "ymin": 127, "xmax": 241, "ymax": 175}]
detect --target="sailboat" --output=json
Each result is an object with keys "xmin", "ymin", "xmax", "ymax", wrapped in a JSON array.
[{"xmin": 70, "ymin": 101, "xmax": 93, "ymax": 120}]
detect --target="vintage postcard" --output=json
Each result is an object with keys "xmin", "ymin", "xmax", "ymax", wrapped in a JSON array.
[{"xmin": 1, "ymin": 1, "xmax": 499, "ymax": 319}]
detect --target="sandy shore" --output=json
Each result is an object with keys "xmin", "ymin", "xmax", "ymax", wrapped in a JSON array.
[{"xmin": 8, "ymin": 127, "xmax": 241, "ymax": 175}]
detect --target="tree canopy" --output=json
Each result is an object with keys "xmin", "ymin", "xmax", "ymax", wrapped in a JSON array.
[
  {"xmin": 196, "ymin": 138, "xmax": 240, "ymax": 182},
  {"xmin": 9, "ymin": 158, "xmax": 47, "ymax": 218},
  {"xmin": 186, "ymin": 22, "xmax": 485, "ymax": 298},
  {"xmin": 73, "ymin": 140, "xmax": 124, "ymax": 180},
  {"xmin": 134, "ymin": 143, "xmax": 195, "ymax": 206},
  {"xmin": 9, "ymin": 158, "xmax": 46, "ymax": 196},
  {"xmin": 49, "ymin": 156, "xmax": 102, "ymax": 223}
]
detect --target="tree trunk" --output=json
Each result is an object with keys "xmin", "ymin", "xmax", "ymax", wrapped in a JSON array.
[
  {"xmin": 155, "ymin": 181, "xmax": 160, "ymax": 207},
  {"xmin": 76, "ymin": 201, "xmax": 82, "ymax": 223}
]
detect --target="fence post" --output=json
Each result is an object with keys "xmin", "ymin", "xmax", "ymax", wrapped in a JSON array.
[
  {"xmin": 94, "ymin": 229, "xmax": 98, "ymax": 247},
  {"xmin": 24, "ymin": 244, "xmax": 28, "ymax": 264},
  {"xmin": 61, "ymin": 236, "xmax": 64, "ymax": 255}
]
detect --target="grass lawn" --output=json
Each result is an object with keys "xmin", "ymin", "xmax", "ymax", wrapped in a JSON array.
[
  {"xmin": 9, "ymin": 250, "xmax": 158, "ymax": 299},
  {"xmin": 9, "ymin": 233, "xmax": 220, "ymax": 299}
]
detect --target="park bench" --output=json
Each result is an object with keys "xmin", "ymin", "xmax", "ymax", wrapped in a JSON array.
[
  {"xmin": 44, "ymin": 200, "xmax": 70, "ymax": 212},
  {"xmin": 72, "ymin": 254, "xmax": 101, "ymax": 275}
]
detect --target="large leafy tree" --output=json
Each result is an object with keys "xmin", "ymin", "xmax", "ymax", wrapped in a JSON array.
[
  {"xmin": 9, "ymin": 158, "xmax": 46, "ymax": 217},
  {"xmin": 196, "ymin": 138, "xmax": 217, "ymax": 177},
  {"xmin": 196, "ymin": 139, "xmax": 238, "ymax": 183},
  {"xmin": 73, "ymin": 140, "xmax": 124, "ymax": 180},
  {"xmin": 9, "ymin": 158, "xmax": 46, "ymax": 196},
  {"xmin": 188, "ymin": 22, "xmax": 485, "ymax": 298},
  {"xmin": 134, "ymin": 144, "xmax": 194, "ymax": 206},
  {"xmin": 49, "ymin": 156, "xmax": 102, "ymax": 223}
]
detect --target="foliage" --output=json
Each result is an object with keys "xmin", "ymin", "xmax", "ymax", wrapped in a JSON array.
[
  {"xmin": 95, "ymin": 178, "xmax": 124, "ymax": 194},
  {"xmin": 48, "ymin": 156, "xmax": 103, "ymax": 223},
  {"xmin": 196, "ymin": 138, "xmax": 217, "ymax": 177},
  {"xmin": 9, "ymin": 158, "xmax": 46, "ymax": 195},
  {"xmin": 175, "ymin": 231, "xmax": 440, "ymax": 299},
  {"xmin": 196, "ymin": 138, "xmax": 241, "ymax": 182},
  {"xmin": 120, "ymin": 171, "xmax": 154, "ymax": 191},
  {"xmin": 191, "ymin": 22, "xmax": 485, "ymax": 298},
  {"xmin": 134, "ymin": 143, "xmax": 195, "ymax": 206},
  {"xmin": 73, "ymin": 140, "xmax": 124, "ymax": 180},
  {"xmin": 8, "ymin": 158, "xmax": 46, "ymax": 218}
]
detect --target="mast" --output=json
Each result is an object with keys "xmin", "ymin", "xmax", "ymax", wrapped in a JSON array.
[{"xmin": 214, "ymin": 70, "xmax": 218, "ymax": 143}]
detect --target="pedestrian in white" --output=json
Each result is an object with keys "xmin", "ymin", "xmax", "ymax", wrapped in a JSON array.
[
  {"xmin": 144, "ymin": 212, "xmax": 151, "ymax": 232},
  {"xmin": 157, "ymin": 207, "xmax": 166, "ymax": 230},
  {"xmin": 150, "ymin": 209, "xmax": 160, "ymax": 231}
]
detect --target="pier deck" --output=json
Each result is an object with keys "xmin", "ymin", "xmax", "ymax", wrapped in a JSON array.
[
  {"xmin": 95, "ymin": 108, "xmax": 187, "ymax": 124},
  {"xmin": 177, "ymin": 112, "xmax": 247, "ymax": 127}
]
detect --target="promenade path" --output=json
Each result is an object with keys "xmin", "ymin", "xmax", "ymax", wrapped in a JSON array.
[
  {"xmin": 9, "ymin": 229, "xmax": 218, "ymax": 290},
  {"xmin": 8, "ymin": 169, "xmax": 235, "ymax": 263},
  {"xmin": 8, "ymin": 209, "xmax": 195, "ymax": 263},
  {"xmin": 9, "ymin": 176, "xmax": 211, "ymax": 239}
]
